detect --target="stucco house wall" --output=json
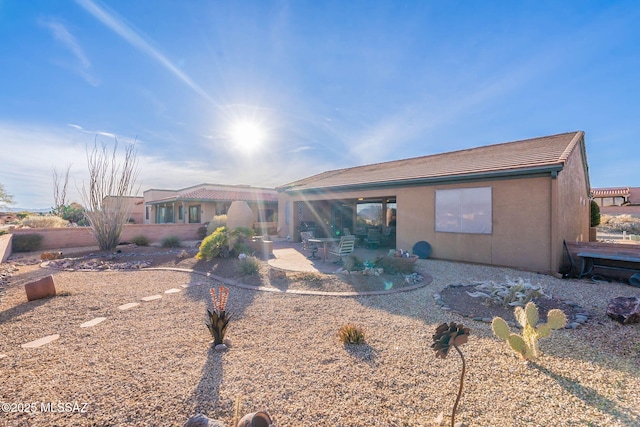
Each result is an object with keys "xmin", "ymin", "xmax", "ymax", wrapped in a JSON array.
[{"xmin": 277, "ymin": 131, "xmax": 591, "ymax": 274}]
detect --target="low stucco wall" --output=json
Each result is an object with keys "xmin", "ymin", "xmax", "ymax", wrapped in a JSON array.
[
  {"xmin": 0, "ymin": 233, "xmax": 12, "ymax": 263},
  {"xmin": 10, "ymin": 224, "xmax": 202, "ymax": 252}
]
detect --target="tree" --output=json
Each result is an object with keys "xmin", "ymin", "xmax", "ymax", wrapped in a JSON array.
[
  {"xmin": 51, "ymin": 164, "xmax": 72, "ymax": 217},
  {"xmin": 0, "ymin": 183, "xmax": 15, "ymax": 210},
  {"xmin": 81, "ymin": 137, "xmax": 140, "ymax": 251}
]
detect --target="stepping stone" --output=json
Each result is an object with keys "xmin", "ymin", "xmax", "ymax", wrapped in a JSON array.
[
  {"xmin": 181, "ymin": 282, "xmax": 204, "ymax": 288},
  {"xmin": 80, "ymin": 317, "xmax": 107, "ymax": 328},
  {"xmin": 164, "ymin": 288, "xmax": 181, "ymax": 294},
  {"xmin": 22, "ymin": 334, "xmax": 60, "ymax": 349},
  {"xmin": 118, "ymin": 302, "xmax": 140, "ymax": 311},
  {"xmin": 141, "ymin": 295, "xmax": 162, "ymax": 302}
]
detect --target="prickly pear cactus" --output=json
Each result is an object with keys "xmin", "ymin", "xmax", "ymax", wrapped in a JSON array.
[{"xmin": 491, "ymin": 301, "xmax": 567, "ymax": 360}]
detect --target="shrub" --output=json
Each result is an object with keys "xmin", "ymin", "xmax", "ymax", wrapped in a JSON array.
[
  {"xmin": 338, "ymin": 324, "xmax": 365, "ymax": 344},
  {"xmin": 12, "ymin": 234, "xmax": 44, "ymax": 252},
  {"xmin": 344, "ymin": 254, "xmax": 365, "ymax": 271},
  {"xmin": 0, "ymin": 230, "xmax": 7, "ymax": 236},
  {"xmin": 197, "ymin": 226, "xmax": 230, "ymax": 260},
  {"xmin": 131, "ymin": 235, "xmax": 150, "ymax": 246},
  {"xmin": 492, "ymin": 301, "xmax": 567, "ymax": 360},
  {"xmin": 20, "ymin": 215, "xmax": 68, "ymax": 228},
  {"xmin": 161, "ymin": 235, "xmax": 181, "ymax": 248},
  {"xmin": 206, "ymin": 215, "xmax": 227, "ymax": 235},
  {"xmin": 466, "ymin": 277, "xmax": 546, "ymax": 308},
  {"xmin": 590, "ymin": 200, "xmax": 601, "ymax": 227},
  {"xmin": 237, "ymin": 255, "xmax": 260, "ymax": 275},
  {"xmin": 197, "ymin": 224, "xmax": 208, "ymax": 240},
  {"xmin": 376, "ymin": 256, "xmax": 416, "ymax": 274},
  {"xmin": 16, "ymin": 211, "xmax": 30, "ymax": 220}
]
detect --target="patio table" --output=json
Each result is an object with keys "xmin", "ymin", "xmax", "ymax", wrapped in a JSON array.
[{"xmin": 309, "ymin": 237, "xmax": 339, "ymax": 263}]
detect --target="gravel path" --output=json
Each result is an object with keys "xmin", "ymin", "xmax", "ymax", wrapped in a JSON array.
[{"xmin": 0, "ymin": 259, "xmax": 639, "ymax": 426}]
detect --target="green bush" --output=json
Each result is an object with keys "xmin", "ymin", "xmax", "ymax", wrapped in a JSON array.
[
  {"xmin": 161, "ymin": 235, "xmax": 182, "ymax": 248},
  {"xmin": 21, "ymin": 215, "xmax": 68, "ymax": 228},
  {"xmin": 0, "ymin": 230, "xmax": 7, "ymax": 236},
  {"xmin": 376, "ymin": 256, "xmax": 416, "ymax": 274},
  {"xmin": 197, "ymin": 226, "xmax": 229, "ymax": 260},
  {"xmin": 12, "ymin": 234, "xmax": 44, "ymax": 252},
  {"xmin": 237, "ymin": 255, "xmax": 260, "ymax": 275},
  {"xmin": 131, "ymin": 235, "xmax": 150, "ymax": 246},
  {"xmin": 590, "ymin": 200, "xmax": 601, "ymax": 227}
]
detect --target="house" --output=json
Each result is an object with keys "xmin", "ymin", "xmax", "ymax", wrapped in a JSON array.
[
  {"xmin": 591, "ymin": 187, "xmax": 640, "ymax": 206},
  {"xmin": 143, "ymin": 183, "xmax": 278, "ymax": 232},
  {"xmin": 276, "ymin": 131, "xmax": 591, "ymax": 274}
]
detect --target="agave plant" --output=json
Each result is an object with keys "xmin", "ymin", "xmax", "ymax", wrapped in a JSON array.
[
  {"xmin": 466, "ymin": 276, "xmax": 547, "ymax": 307},
  {"xmin": 206, "ymin": 286, "xmax": 231, "ymax": 346},
  {"xmin": 431, "ymin": 322, "xmax": 470, "ymax": 427}
]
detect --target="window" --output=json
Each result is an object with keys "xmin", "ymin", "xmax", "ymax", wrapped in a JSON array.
[
  {"xmin": 156, "ymin": 206, "xmax": 174, "ymax": 224},
  {"xmin": 145, "ymin": 206, "xmax": 150, "ymax": 221},
  {"xmin": 189, "ymin": 205, "xmax": 201, "ymax": 223},
  {"xmin": 178, "ymin": 205, "xmax": 184, "ymax": 221},
  {"xmin": 435, "ymin": 187, "xmax": 492, "ymax": 234}
]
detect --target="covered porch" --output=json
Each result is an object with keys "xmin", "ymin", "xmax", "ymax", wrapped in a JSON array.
[{"xmin": 285, "ymin": 196, "xmax": 397, "ymax": 249}]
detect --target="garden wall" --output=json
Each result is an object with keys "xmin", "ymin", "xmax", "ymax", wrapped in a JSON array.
[
  {"xmin": 601, "ymin": 206, "xmax": 640, "ymax": 216},
  {"xmin": 10, "ymin": 224, "xmax": 202, "ymax": 252},
  {"xmin": 0, "ymin": 233, "xmax": 12, "ymax": 262}
]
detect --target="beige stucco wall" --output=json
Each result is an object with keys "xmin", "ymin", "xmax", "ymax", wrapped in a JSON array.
[
  {"xmin": 279, "ymin": 175, "xmax": 562, "ymax": 272},
  {"xmin": 554, "ymin": 139, "xmax": 590, "ymax": 272}
]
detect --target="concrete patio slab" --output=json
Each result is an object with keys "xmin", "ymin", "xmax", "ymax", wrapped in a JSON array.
[
  {"xmin": 22, "ymin": 334, "xmax": 60, "ymax": 349},
  {"xmin": 80, "ymin": 317, "xmax": 107, "ymax": 328}
]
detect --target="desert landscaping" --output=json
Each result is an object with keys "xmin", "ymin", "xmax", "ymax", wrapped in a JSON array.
[{"xmin": 1, "ymin": 240, "xmax": 639, "ymax": 426}]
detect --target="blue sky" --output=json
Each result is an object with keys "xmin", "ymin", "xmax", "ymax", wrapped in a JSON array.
[{"xmin": 1, "ymin": 0, "xmax": 639, "ymax": 209}]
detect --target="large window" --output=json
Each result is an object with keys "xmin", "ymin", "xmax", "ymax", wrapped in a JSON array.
[{"xmin": 435, "ymin": 187, "xmax": 492, "ymax": 234}]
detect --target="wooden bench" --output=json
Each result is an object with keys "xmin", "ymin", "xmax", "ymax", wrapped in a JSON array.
[{"xmin": 576, "ymin": 252, "xmax": 640, "ymax": 279}]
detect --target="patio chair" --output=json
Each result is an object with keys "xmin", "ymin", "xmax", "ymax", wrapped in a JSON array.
[
  {"xmin": 328, "ymin": 235, "xmax": 356, "ymax": 264},
  {"xmin": 300, "ymin": 231, "xmax": 319, "ymax": 260},
  {"xmin": 364, "ymin": 228, "xmax": 381, "ymax": 248}
]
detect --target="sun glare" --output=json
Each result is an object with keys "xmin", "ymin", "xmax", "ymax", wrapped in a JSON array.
[{"xmin": 230, "ymin": 121, "xmax": 265, "ymax": 153}]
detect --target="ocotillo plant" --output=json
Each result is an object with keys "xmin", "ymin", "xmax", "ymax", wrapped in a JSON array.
[
  {"xmin": 492, "ymin": 301, "xmax": 567, "ymax": 360},
  {"xmin": 206, "ymin": 286, "xmax": 231, "ymax": 346},
  {"xmin": 431, "ymin": 322, "xmax": 470, "ymax": 427}
]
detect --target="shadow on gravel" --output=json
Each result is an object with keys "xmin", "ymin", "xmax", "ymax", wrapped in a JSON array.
[{"xmin": 531, "ymin": 362, "xmax": 640, "ymax": 426}]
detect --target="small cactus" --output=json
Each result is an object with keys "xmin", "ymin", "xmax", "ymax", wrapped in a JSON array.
[{"xmin": 491, "ymin": 301, "xmax": 567, "ymax": 360}]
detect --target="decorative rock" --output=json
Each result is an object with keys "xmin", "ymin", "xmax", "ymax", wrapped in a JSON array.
[
  {"xmin": 24, "ymin": 275, "xmax": 57, "ymax": 301},
  {"xmin": 22, "ymin": 334, "xmax": 60, "ymax": 349},
  {"xmin": 607, "ymin": 296, "xmax": 640, "ymax": 324},
  {"xmin": 214, "ymin": 344, "xmax": 228, "ymax": 351},
  {"xmin": 183, "ymin": 413, "xmax": 225, "ymax": 427},
  {"xmin": 118, "ymin": 302, "xmax": 140, "ymax": 310},
  {"xmin": 0, "ymin": 354, "xmax": 7, "ymax": 359}
]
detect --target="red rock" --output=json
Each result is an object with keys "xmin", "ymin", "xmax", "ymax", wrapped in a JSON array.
[{"xmin": 24, "ymin": 275, "xmax": 57, "ymax": 301}]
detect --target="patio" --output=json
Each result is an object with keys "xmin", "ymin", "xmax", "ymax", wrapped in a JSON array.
[{"xmin": 267, "ymin": 239, "xmax": 391, "ymax": 274}]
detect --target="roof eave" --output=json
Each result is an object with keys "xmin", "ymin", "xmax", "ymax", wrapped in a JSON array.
[{"xmin": 283, "ymin": 164, "xmax": 565, "ymax": 195}]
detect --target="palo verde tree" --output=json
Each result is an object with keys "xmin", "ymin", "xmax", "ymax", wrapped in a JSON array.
[{"xmin": 81, "ymin": 137, "xmax": 140, "ymax": 251}]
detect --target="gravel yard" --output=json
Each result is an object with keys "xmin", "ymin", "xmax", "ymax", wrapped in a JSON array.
[{"xmin": 1, "ymin": 255, "xmax": 639, "ymax": 426}]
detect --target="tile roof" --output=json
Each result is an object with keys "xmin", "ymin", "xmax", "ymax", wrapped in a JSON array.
[
  {"xmin": 154, "ymin": 188, "xmax": 278, "ymax": 203},
  {"xmin": 278, "ymin": 131, "xmax": 585, "ymax": 192},
  {"xmin": 591, "ymin": 187, "xmax": 630, "ymax": 198}
]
